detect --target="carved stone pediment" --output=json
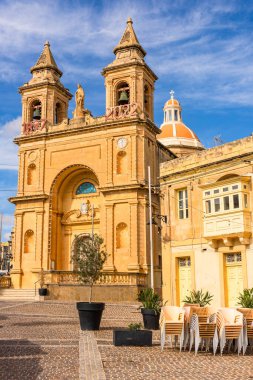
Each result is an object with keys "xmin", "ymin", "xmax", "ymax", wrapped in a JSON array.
[{"xmin": 61, "ymin": 207, "xmax": 100, "ymax": 225}]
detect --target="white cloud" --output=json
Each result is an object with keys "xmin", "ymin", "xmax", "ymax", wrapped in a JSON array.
[
  {"xmin": 0, "ymin": 0, "xmax": 253, "ymax": 107},
  {"xmin": 0, "ymin": 117, "xmax": 20, "ymax": 170}
]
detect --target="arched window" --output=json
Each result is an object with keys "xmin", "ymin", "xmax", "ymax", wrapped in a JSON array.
[
  {"xmin": 27, "ymin": 163, "xmax": 36, "ymax": 185},
  {"xmin": 76, "ymin": 182, "xmax": 96, "ymax": 195},
  {"xmin": 117, "ymin": 151, "xmax": 127, "ymax": 174},
  {"xmin": 116, "ymin": 82, "xmax": 130, "ymax": 106},
  {"xmin": 30, "ymin": 100, "xmax": 42, "ymax": 121},
  {"xmin": 116, "ymin": 223, "xmax": 128, "ymax": 249},
  {"xmin": 55, "ymin": 102, "xmax": 63, "ymax": 124},
  {"xmin": 24, "ymin": 230, "xmax": 35, "ymax": 253}
]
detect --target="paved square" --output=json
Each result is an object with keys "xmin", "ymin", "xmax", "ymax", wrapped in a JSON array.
[{"xmin": 0, "ymin": 301, "xmax": 252, "ymax": 379}]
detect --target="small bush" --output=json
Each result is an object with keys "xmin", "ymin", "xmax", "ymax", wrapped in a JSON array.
[
  {"xmin": 183, "ymin": 289, "xmax": 213, "ymax": 307},
  {"xmin": 128, "ymin": 323, "xmax": 142, "ymax": 331},
  {"xmin": 237, "ymin": 288, "xmax": 253, "ymax": 308}
]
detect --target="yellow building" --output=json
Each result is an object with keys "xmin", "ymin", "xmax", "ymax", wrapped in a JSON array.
[
  {"xmin": 9, "ymin": 19, "xmax": 174, "ymax": 301},
  {"xmin": 160, "ymin": 94, "xmax": 253, "ymax": 307}
]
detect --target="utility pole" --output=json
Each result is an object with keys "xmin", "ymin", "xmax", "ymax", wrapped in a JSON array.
[
  {"xmin": 0, "ymin": 214, "xmax": 2, "ymax": 270},
  {"xmin": 148, "ymin": 166, "xmax": 154, "ymax": 290}
]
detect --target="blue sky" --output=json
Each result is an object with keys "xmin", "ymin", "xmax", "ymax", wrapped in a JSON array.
[{"xmin": 1, "ymin": 0, "xmax": 253, "ymax": 239}]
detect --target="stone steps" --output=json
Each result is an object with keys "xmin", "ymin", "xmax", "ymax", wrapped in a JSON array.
[{"xmin": 0, "ymin": 289, "xmax": 35, "ymax": 301}]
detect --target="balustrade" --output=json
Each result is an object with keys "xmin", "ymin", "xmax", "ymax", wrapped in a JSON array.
[{"xmin": 45, "ymin": 271, "xmax": 147, "ymax": 286}]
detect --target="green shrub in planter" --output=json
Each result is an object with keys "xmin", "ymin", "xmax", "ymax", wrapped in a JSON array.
[
  {"xmin": 183, "ymin": 289, "xmax": 213, "ymax": 307},
  {"xmin": 137, "ymin": 288, "xmax": 163, "ymax": 330},
  {"xmin": 237, "ymin": 288, "xmax": 253, "ymax": 308}
]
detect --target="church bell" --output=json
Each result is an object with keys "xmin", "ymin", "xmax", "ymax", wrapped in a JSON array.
[
  {"xmin": 33, "ymin": 107, "xmax": 41, "ymax": 120},
  {"xmin": 118, "ymin": 90, "xmax": 129, "ymax": 105}
]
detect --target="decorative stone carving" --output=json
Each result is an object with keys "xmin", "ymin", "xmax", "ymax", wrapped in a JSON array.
[
  {"xmin": 105, "ymin": 103, "xmax": 138, "ymax": 120},
  {"xmin": 22, "ymin": 119, "xmax": 47, "ymax": 135},
  {"xmin": 61, "ymin": 205, "xmax": 99, "ymax": 225}
]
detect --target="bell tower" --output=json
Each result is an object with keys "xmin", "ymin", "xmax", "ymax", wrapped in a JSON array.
[
  {"xmin": 19, "ymin": 41, "xmax": 72, "ymax": 129},
  {"xmin": 102, "ymin": 18, "xmax": 157, "ymax": 121}
]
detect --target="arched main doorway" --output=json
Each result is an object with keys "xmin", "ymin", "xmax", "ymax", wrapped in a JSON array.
[{"xmin": 49, "ymin": 165, "xmax": 101, "ymax": 271}]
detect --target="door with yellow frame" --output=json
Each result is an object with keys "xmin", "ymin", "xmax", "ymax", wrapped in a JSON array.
[
  {"xmin": 177, "ymin": 257, "xmax": 192, "ymax": 306},
  {"xmin": 225, "ymin": 253, "xmax": 243, "ymax": 307}
]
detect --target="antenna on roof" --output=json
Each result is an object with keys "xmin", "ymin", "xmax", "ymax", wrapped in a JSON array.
[{"xmin": 213, "ymin": 135, "xmax": 223, "ymax": 146}]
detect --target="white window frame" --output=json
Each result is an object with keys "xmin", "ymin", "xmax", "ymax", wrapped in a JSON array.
[{"xmin": 178, "ymin": 189, "xmax": 189, "ymax": 219}]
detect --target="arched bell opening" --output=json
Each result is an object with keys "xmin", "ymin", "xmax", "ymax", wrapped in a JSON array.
[
  {"xmin": 30, "ymin": 99, "xmax": 42, "ymax": 121},
  {"xmin": 116, "ymin": 81, "xmax": 130, "ymax": 106},
  {"xmin": 54, "ymin": 102, "xmax": 64, "ymax": 124},
  {"xmin": 144, "ymin": 84, "xmax": 151, "ymax": 116},
  {"xmin": 49, "ymin": 165, "xmax": 101, "ymax": 272}
]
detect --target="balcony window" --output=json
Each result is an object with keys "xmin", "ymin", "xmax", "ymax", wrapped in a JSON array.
[
  {"xmin": 233, "ymin": 194, "xmax": 239, "ymax": 208},
  {"xmin": 178, "ymin": 189, "xmax": 188, "ymax": 219},
  {"xmin": 223, "ymin": 196, "xmax": 230, "ymax": 210},
  {"xmin": 214, "ymin": 198, "xmax": 220, "ymax": 212},
  {"xmin": 205, "ymin": 200, "xmax": 211, "ymax": 214}
]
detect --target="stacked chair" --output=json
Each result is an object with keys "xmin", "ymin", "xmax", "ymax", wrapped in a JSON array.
[
  {"xmin": 160, "ymin": 306, "xmax": 185, "ymax": 351},
  {"xmin": 188, "ymin": 306, "xmax": 218, "ymax": 355},
  {"xmin": 237, "ymin": 308, "xmax": 253, "ymax": 353},
  {"xmin": 217, "ymin": 308, "xmax": 244, "ymax": 355},
  {"xmin": 160, "ymin": 305, "xmax": 251, "ymax": 355},
  {"xmin": 183, "ymin": 303, "xmax": 200, "ymax": 350}
]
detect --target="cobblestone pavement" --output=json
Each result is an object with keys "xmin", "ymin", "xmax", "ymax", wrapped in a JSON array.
[
  {"xmin": 95, "ymin": 304, "xmax": 253, "ymax": 380},
  {"xmin": 0, "ymin": 301, "xmax": 253, "ymax": 380},
  {"xmin": 0, "ymin": 301, "xmax": 79, "ymax": 380}
]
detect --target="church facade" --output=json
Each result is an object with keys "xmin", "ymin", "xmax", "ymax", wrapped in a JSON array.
[{"xmin": 10, "ymin": 19, "xmax": 173, "ymax": 301}]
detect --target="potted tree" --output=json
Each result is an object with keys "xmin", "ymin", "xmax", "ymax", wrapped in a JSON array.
[
  {"xmin": 38, "ymin": 268, "xmax": 48, "ymax": 296},
  {"xmin": 183, "ymin": 289, "xmax": 213, "ymax": 307},
  {"xmin": 137, "ymin": 288, "xmax": 162, "ymax": 330},
  {"xmin": 71, "ymin": 233, "xmax": 108, "ymax": 330},
  {"xmin": 113, "ymin": 323, "xmax": 152, "ymax": 346}
]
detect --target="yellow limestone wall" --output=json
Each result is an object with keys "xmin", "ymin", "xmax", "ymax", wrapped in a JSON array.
[{"xmin": 160, "ymin": 136, "xmax": 253, "ymax": 307}]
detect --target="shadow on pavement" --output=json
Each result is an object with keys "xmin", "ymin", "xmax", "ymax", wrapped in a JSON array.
[{"xmin": 0, "ymin": 339, "xmax": 44, "ymax": 380}]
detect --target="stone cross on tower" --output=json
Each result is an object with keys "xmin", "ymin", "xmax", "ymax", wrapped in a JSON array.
[{"xmin": 170, "ymin": 90, "xmax": 175, "ymax": 99}]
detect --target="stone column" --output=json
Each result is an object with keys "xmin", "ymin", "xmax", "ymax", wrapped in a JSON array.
[
  {"xmin": 103, "ymin": 204, "xmax": 115, "ymax": 271},
  {"xmin": 11, "ymin": 212, "xmax": 23, "ymax": 288},
  {"xmin": 17, "ymin": 152, "xmax": 25, "ymax": 196},
  {"xmin": 130, "ymin": 135, "xmax": 137, "ymax": 182},
  {"xmin": 36, "ymin": 210, "xmax": 44, "ymax": 268},
  {"xmin": 128, "ymin": 201, "xmax": 140, "ymax": 272},
  {"xmin": 39, "ymin": 148, "xmax": 45, "ymax": 192},
  {"xmin": 106, "ymin": 138, "xmax": 113, "ymax": 186}
]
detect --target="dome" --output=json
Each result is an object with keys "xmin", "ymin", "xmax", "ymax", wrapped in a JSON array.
[
  {"xmin": 157, "ymin": 90, "xmax": 204, "ymax": 154},
  {"xmin": 160, "ymin": 122, "xmax": 200, "ymax": 140},
  {"xmin": 164, "ymin": 98, "xmax": 180, "ymax": 107}
]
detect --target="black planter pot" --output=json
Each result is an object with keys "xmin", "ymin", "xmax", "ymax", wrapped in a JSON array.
[
  {"xmin": 76, "ymin": 302, "xmax": 105, "ymax": 330},
  {"xmin": 113, "ymin": 329, "xmax": 152, "ymax": 346},
  {"xmin": 38, "ymin": 288, "xmax": 47, "ymax": 296},
  {"xmin": 141, "ymin": 308, "xmax": 160, "ymax": 330}
]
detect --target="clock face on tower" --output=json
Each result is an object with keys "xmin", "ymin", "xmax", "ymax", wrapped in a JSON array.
[{"xmin": 117, "ymin": 137, "xmax": 127, "ymax": 149}]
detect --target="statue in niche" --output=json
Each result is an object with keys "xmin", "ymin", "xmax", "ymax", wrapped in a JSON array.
[{"xmin": 73, "ymin": 84, "xmax": 85, "ymax": 118}]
